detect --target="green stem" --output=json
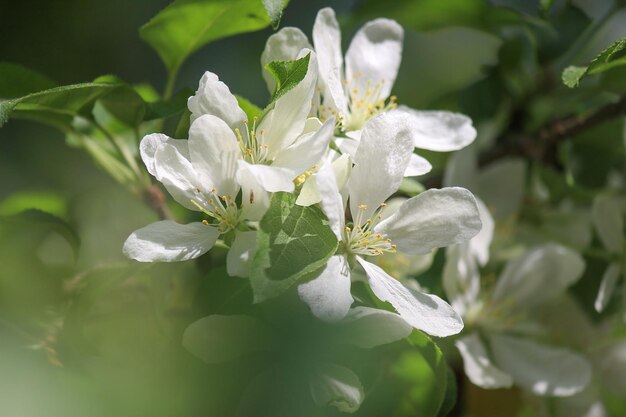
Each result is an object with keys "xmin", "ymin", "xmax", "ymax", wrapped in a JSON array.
[
  {"xmin": 163, "ymin": 66, "xmax": 180, "ymax": 100},
  {"xmin": 90, "ymin": 119, "xmax": 142, "ymax": 180}
]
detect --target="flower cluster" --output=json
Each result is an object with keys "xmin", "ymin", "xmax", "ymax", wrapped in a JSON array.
[{"xmin": 123, "ymin": 7, "xmax": 482, "ymax": 341}]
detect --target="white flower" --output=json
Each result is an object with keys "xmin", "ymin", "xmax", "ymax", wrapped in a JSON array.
[
  {"xmin": 297, "ymin": 111, "xmax": 482, "ymax": 337},
  {"xmin": 188, "ymin": 51, "xmax": 334, "ymax": 219},
  {"xmin": 591, "ymin": 194, "xmax": 626, "ymax": 317},
  {"xmin": 123, "ymin": 58, "xmax": 335, "ymax": 274},
  {"xmin": 261, "ymin": 7, "xmax": 477, "ymax": 176},
  {"xmin": 443, "ymin": 203, "xmax": 592, "ymax": 396}
]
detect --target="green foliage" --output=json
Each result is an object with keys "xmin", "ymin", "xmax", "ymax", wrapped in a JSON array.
[
  {"xmin": 144, "ymin": 88, "xmax": 193, "ymax": 120},
  {"xmin": 563, "ymin": 38, "xmax": 626, "ymax": 87},
  {"xmin": 263, "ymin": 0, "xmax": 289, "ymax": 29},
  {"xmin": 436, "ymin": 367, "xmax": 458, "ymax": 417},
  {"xmin": 94, "ymin": 75, "xmax": 146, "ymax": 128},
  {"xmin": 236, "ymin": 95, "xmax": 262, "ymax": 123},
  {"xmin": 265, "ymin": 53, "xmax": 311, "ymax": 104},
  {"xmin": 250, "ymin": 192, "xmax": 338, "ymax": 303},
  {"xmin": 139, "ymin": 0, "xmax": 271, "ymax": 75},
  {"xmin": 0, "ymin": 82, "xmax": 121, "ymax": 128},
  {"xmin": 0, "ymin": 62, "xmax": 56, "ymax": 99},
  {"xmin": 0, "ymin": 190, "xmax": 67, "ymax": 217}
]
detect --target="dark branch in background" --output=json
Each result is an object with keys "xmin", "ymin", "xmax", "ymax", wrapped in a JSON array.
[
  {"xmin": 426, "ymin": 94, "xmax": 626, "ymax": 188},
  {"xmin": 142, "ymin": 185, "xmax": 172, "ymax": 220}
]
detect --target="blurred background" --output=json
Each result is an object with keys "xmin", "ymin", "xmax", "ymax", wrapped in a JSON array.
[{"xmin": 2, "ymin": 0, "xmax": 626, "ymax": 416}]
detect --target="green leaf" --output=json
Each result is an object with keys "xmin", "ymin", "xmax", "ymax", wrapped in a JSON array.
[
  {"xmin": 236, "ymin": 95, "xmax": 262, "ymax": 123},
  {"xmin": 0, "ymin": 62, "xmax": 56, "ymax": 99},
  {"xmin": 140, "ymin": 0, "xmax": 271, "ymax": 75},
  {"xmin": 250, "ymin": 192, "xmax": 338, "ymax": 303},
  {"xmin": 263, "ymin": 0, "xmax": 289, "ymax": 29},
  {"xmin": 435, "ymin": 367, "xmax": 458, "ymax": 417},
  {"xmin": 0, "ymin": 209, "xmax": 80, "ymax": 260},
  {"xmin": 562, "ymin": 38, "xmax": 626, "ymax": 88},
  {"xmin": 0, "ymin": 190, "xmax": 66, "ymax": 217},
  {"xmin": 94, "ymin": 75, "xmax": 146, "ymax": 127},
  {"xmin": 0, "ymin": 82, "xmax": 121, "ymax": 128},
  {"xmin": 265, "ymin": 53, "xmax": 310, "ymax": 104},
  {"xmin": 144, "ymin": 88, "xmax": 193, "ymax": 120}
]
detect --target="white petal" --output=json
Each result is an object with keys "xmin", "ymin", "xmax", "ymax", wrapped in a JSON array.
[
  {"xmin": 310, "ymin": 362, "xmax": 364, "ymax": 413},
  {"xmin": 334, "ymin": 136, "xmax": 360, "ymax": 158},
  {"xmin": 261, "ymin": 27, "xmax": 312, "ymax": 93},
  {"xmin": 334, "ymin": 306, "xmax": 412, "ymax": 348},
  {"xmin": 404, "ymin": 153, "xmax": 433, "ymax": 177},
  {"xmin": 314, "ymin": 162, "xmax": 345, "ymax": 239},
  {"xmin": 442, "ymin": 146, "xmax": 478, "ymax": 190},
  {"xmin": 470, "ymin": 197, "xmax": 494, "ymax": 266},
  {"xmin": 139, "ymin": 133, "xmax": 189, "ymax": 177},
  {"xmin": 312, "ymin": 7, "xmax": 348, "ymax": 117},
  {"xmin": 489, "ymin": 334, "xmax": 591, "ymax": 397},
  {"xmin": 477, "ymin": 158, "xmax": 527, "ymax": 220},
  {"xmin": 123, "ymin": 221, "xmax": 219, "ymax": 262},
  {"xmin": 237, "ymin": 160, "xmax": 294, "ymax": 193},
  {"xmin": 491, "ymin": 244, "xmax": 585, "ymax": 310},
  {"xmin": 182, "ymin": 315, "xmax": 273, "ymax": 364},
  {"xmin": 272, "ymin": 117, "xmax": 335, "ymax": 175},
  {"xmin": 455, "ymin": 333, "xmax": 513, "ymax": 389},
  {"xmin": 153, "ymin": 143, "xmax": 203, "ymax": 211},
  {"xmin": 592, "ymin": 194, "xmax": 624, "ymax": 253},
  {"xmin": 396, "ymin": 106, "xmax": 476, "ymax": 152},
  {"xmin": 297, "ymin": 255, "xmax": 352, "ymax": 321},
  {"xmin": 594, "ymin": 262, "xmax": 621, "ymax": 312},
  {"xmin": 357, "ymin": 257, "xmax": 464, "ymax": 337},
  {"xmin": 295, "ymin": 175, "xmax": 322, "ymax": 207},
  {"xmin": 345, "ymin": 18, "xmax": 403, "ymax": 100},
  {"xmin": 349, "ymin": 111, "xmax": 414, "ymax": 221},
  {"xmin": 239, "ymin": 167, "xmax": 271, "ymax": 222},
  {"xmin": 187, "ymin": 71, "xmax": 246, "ymax": 129},
  {"xmin": 258, "ymin": 49, "xmax": 318, "ymax": 157},
  {"xmin": 442, "ymin": 244, "xmax": 481, "ymax": 316},
  {"xmin": 188, "ymin": 114, "xmax": 240, "ymax": 197},
  {"xmin": 375, "ymin": 187, "xmax": 482, "ymax": 255},
  {"xmin": 227, "ymin": 230, "xmax": 257, "ymax": 278}
]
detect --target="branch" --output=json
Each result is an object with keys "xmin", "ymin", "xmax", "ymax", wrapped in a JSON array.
[
  {"xmin": 425, "ymin": 94, "xmax": 626, "ymax": 189},
  {"xmin": 141, "ymin": 185, "xmax": 173, "ymax": 220}
]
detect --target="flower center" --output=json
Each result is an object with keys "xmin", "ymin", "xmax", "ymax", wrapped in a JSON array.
[
  {"xmin": 343, "ymin": 74, "xmax": 397, "ymax": 132},
  {"xmin": 234, "ymin": 117, "xmax": 270, "ymax": 165},
  {"xmin": 191, "ymin": 188, "xmax": 241, "ymax": 233},
  {"xmin": 343, "ymin": 203, "xmax": 396, "ymax": 256}
]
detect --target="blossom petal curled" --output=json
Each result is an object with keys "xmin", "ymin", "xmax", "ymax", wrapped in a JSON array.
[
  {"xmin": 298, "ymin": 255, "xmax": 353, "ymax": 322},
  {"xmin": 404, "ymin": 153, "xmax": 433, "ymax": 177},
  {"xmin": 491, "ymin": 244, "xmax": 585, "ymax": 310},
  {"xmin": 261, "ymin": 27, "xmax": 312, "ymax": 93},
  {"xmin": 188, "ymin": 71, "xmax": 246, "ymax": 129},
  {"xmin": 258, "ymin": 50, "xmax": 318, "ymax": 157},
  {"xmin": 396, "ymin": 106, "xmax": 476, "ymax": 152},
  {"xmin": 350, "ymin": 111, "xmax": 414, "ymax": 220},
  {"xmin": 227, "ymin": 231, "xmax": 257, "ymax": 278},
  {"xmin": 357, "ymin": 257, "xmax": 464, "ymax": 337},
  {"xmin": 153, "ymin": 143, "xmax": 204, "ymax": 211},
  {"xmin": 188, "ymin": 114, "xmax": 240, "ymax": 197},
  {"xmin": 489, "ymin": 334, "xmax": 591, "ymax": 397},
  {"xmin": 123, "ymin": 221, "xmax": 219, "ymax": 262},
  {"xmin": 140, "ymin": 133, "xmax": 189, "ymax": 177},
  {"xmin": 272, "ymin": 117, "xmax": 335, "ymax": 175},
  {"xmin": 456, "ymin": 333, "xmax": 513, "ymax": 389},
  {"xmin": 237, "ymin": 160, "xmax": 295, "ymax": 193},
  {"xmin": 592, "ymin": 194, "xmax": 624, "ymax": 253},
  {"xmin": 335, "ymin": 306, "xmax": 412, "ymax": 348},
  {"xmin": 310, "ymin": 363, "xmax": 364, "ymax": 413},
  {"xmin": 375, "ymin": 187, "xmax": 482, "ymax": 255},
  {"xmin": 345, "ymin": 18, "xmax": 403, "ymax": 100},
  {"xmin": 313, "ymin": 7, "xmax": 348, "ymax": 117},
  {"xmin": 594, "ymin": 262, "xmax": 621, "ymax": 312}
]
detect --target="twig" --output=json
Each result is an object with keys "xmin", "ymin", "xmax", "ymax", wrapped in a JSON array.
[{"xmin": 141, "ymin": 184, "xmax": 173, "ymax": 220}]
